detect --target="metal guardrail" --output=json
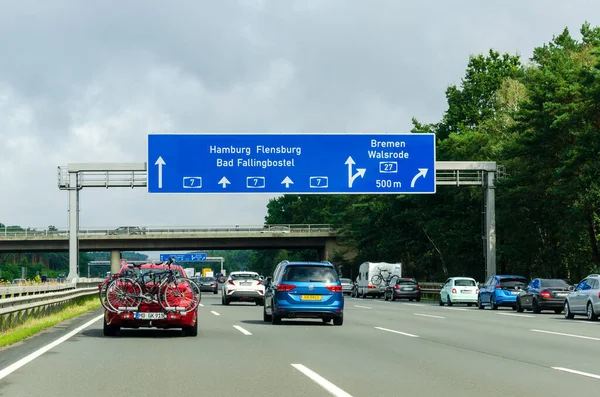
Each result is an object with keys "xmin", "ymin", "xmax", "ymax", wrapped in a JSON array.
[
  {"xmin": 0, "ymin": 279, "xmax": 104, "ymax": 299},
  {"xmin": 0, "ymin": 287, "xmax": 98, "ymax": 317},
  {"xmin": 0, "ymin": 224, "xmax": 336, "ymax": 237}
]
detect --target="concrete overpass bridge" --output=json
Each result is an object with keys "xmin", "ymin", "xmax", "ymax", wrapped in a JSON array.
[{"xmin": 0, "ymin": 224, "xmax": 352, "ymax": 262}]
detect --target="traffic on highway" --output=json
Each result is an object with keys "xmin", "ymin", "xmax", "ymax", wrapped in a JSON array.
[{"xmin": 2, "ymin": 259, "xmax": 600, "ymax": 396}]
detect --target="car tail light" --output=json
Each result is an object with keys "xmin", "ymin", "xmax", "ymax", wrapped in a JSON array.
[
  {"xmin": 277, "ymin": 284, "xmax": 296, "ymax": 292},
  {"xmin": 257, "ymin": 280, "xmax": 262, "ymax": 285},
  {"xmin": 475, "ymin": 289, "xmax": 479, "ymax": 294},
  {"xmin": 368, "ymin": 285, "xmax": 376, "ymax": 289},
  {"xmin": 495, "ymin": 285, "xmax": 501, "ymax": 289},
  {"xmin": 326, "ymin": 285, "xmax": 342, "ymax": 292},
  {"xmin": 416, "ymin": 285, "xmax": 420, "ymax": 290},
  {"xmin": 394, "ymin": 284, "xmax": 399, "ymax": 290},
  {"xmin": 213, "ymin": 282, "xmax": 217, "ymax": 287},
  {"xmin": 540, "ymin": 290, "xmax": 552, "ymax": 299},
  {"xmin": 452, "ymin": 288, "xmax": 457, "ymax": 294},
  {"xmin": 228, "ymin": 280, "xmax": 235, "ymax": 285},
  {"xmin": 167, "ymin": 313, "xmax": 181, "ymax": 320}
]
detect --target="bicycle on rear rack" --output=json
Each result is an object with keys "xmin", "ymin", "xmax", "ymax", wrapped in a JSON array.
[
  {"xmin": 370, "ymin": 267, "xmax": 399, "ymax": 289},
  {"xmin": 100, "ymin": 258, "xmax": 200, "ymax": 314}
]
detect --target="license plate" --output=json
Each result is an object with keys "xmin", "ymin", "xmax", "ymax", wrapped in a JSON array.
[
  {"xmin": 402, "ymin": 288, "xmax": 413, "ymax": 291},
  {"xmin": 240, "ymin": 282, "xmax": 251, "ymax": 286},
  {"xmin": 301, "ymin": 295, "xmax": 321, "ymax": 301},
  {"xmin": 511, "ymin": 291, "xmax": 519, "ymax": 295},
  {"xmin": 557, "ymin": 293, "xmax": 567, "ymax": 297},
  {"xmin": 134, "ymin": 312, "xmax": 166, "ymax": 320},
  {"xmin": 461, "ymin": 290, "xmax": 469, "ymax": 294}
]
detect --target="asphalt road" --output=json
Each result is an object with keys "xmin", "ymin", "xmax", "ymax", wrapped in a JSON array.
[{"xmin": 1, "ymin": 294, "xmax": 600, "ymax": 397}]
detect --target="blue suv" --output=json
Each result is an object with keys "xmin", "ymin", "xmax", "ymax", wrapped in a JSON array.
[
  {"xmin": 478, "ymin": 275, "xmax": 528, "ymax": 309},
  {"xmin": 263, "ymin": 261, "xmax": 344, "ymax": 325}
]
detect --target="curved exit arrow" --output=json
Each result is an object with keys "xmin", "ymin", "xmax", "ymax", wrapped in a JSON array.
[{"xmin": 410, "ymin": 168, "xmax": 428, "ymax": 188}]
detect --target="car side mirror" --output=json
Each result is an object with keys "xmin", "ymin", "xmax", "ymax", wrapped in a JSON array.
[{"xmin": 568, "ymin": 285, "xmax": 575, "ymax": 291}]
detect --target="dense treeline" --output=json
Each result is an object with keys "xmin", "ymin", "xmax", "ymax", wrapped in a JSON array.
[{"xmin": 252, "ymin": 24, "xmax": 600, "ymax": 283}]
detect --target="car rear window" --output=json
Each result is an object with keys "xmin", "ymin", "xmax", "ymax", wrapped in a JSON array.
[
  {"xmin": 198, "ymin": 277, "xmax": 215, "ymax": 282},
  {"xmin": 499, "ymin": 278, "xmax": 527, "ymax": 288},
  {"xmin": 396, "ymin": 279, "xmax": 416, "ymax": 285},
  {"xmin": 340, "ymin": 278, "xmax": 351, "ymax": 283},
  {"xmin": 540, "ymin": 279, "xmax": 569, "ymax": 288},
  {"xmin": 281, "ymin": 266, "xmax": 338, "ymax": 283},
  {"xmin": 231, "ymin": 273, "xmax": 259, "ymax": 280},
  {"xmin": 454, "ymin": 279, "xmax": 476, "ymax": 287}
]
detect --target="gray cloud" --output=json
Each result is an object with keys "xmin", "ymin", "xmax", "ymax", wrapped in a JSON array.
[{"xmin": 1, "ymin": 0, "xmax": 599, "ymax": 230}]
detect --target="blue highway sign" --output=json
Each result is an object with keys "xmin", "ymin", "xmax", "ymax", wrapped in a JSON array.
[
  {"xmin": 147, "ymin": 133, "xmax": 436, "ymax": 194},
  {"xmin": 160, "ymin": 253, "xmax": 207, "ymax": 262}
]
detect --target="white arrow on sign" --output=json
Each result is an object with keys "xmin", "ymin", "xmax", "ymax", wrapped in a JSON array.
[
  {"xmin": 345, "ymin": 156, "xmax": 366, "ymax": 188},
  {"xmin": 281, "ymin": 176, "xmax": 294, "ymax": 188},
  {"xmin": 154, "ymin": 156, "xmax": 166, "ymax": 189},
  {"xmin": 218, "ymin": 176, "xmax": 231, "ymax": 188},
  {"xmin": 410, "ymin": 168, "xmax": 428, "ymax": 188}
]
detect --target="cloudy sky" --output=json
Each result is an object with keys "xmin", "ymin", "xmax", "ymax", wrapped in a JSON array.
[{"xmin": 1, "ymin": 0, "xmax": 599, "ymax": 231}]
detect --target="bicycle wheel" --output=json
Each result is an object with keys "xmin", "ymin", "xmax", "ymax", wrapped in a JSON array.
[
  {"xmin": 388, "ymin": 275, "xmax": 400, "ymax": 285},
  {"xmin": 159, "ymin": 277, "xmax": 200, "ymax": 312},
  {"xmin": 371, "ymin": 275, "xmax": 383, "ymax": 286},
  {"xmin": 105, "ymin": 277, "xmax": 143, "ymax": 312},
  {"xmin": 99, "ymin": 279, "xmax": 118, "ymax": 313}
]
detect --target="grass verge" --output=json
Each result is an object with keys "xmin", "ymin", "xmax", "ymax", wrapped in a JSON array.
[{"xmin": 0, "ymin": 296, "xmax": 101, "ymax": 348}]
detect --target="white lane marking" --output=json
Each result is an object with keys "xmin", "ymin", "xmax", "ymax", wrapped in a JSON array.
[
  {"xmin": 496, "ymin": 312, "xmax": 535, "ymax": 318},
  {"xmin": 210, "ymin": 311, "xmax": 220, "ymax": 316},
  {"xmin": 233, "ymin": 325, "xmax": 252, "ymax": 335},
  {"xmin": 374, "ymin": 326, "xmax": 419, "ymax": 338},
  {"xmin": 442, "ymin": 307, "xmax": 470, "ymax": 311},
  {"xmin": 552, "ymin": 367, "xmax": 600, "ymax": 380},
  {"xmin": 291, "ymin": 364, "xmax": 353, "ymax": 397},
  {"xmin": 531, "ymin": 329, "xmax": 600, "ymax": 341},
  {"xmin": 0, "ymin": 314, "xmax": 103, "ymax": 381},
  {"xmin": 354, "ymin": 305, "xmax": 372, "ymax": 309},
  {"xmin": 414, "ymin": 313, "xmax": 445, "ymax": 319},
  {"xmin": 198, "ymin": 303, "xmax": 204, "ymax": 307}
]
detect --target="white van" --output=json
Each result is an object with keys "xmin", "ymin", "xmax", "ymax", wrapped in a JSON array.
[{"xmin": 357, "ymin": 262, "xmax": 402, "ymax": 298}]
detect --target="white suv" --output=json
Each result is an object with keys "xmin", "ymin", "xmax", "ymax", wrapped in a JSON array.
[
  {"xmin": 564, "ymin": 274, "xmax": 600, "ymax": 321},
  {"xmin": 222, "ymin": 271, "xmax": 265, "ymax": 306}
]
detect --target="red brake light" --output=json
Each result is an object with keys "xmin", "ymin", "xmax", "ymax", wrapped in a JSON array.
[
  {"xmin": 495, "ymin": 285, "xmax": 501, "ymax": 289},
  {"xmin": 475, "ymin": 289, "xmax": 479, "ymax": 294},
  {"xmin": 257, "ymin": 280, "xmax": 262, "ymax": 285},
  {"xmin": 394, "ymin": 284, "xmax": 399, "ymax": 290},
  {"xmin": 416, "ymin": 285, "xmax": 420, "ymax": 290},
  {"xmin": 452, "ymin": 288, "xmax": 457, "ymax": 294},
  {"xmin": 228, "ymin": 280, "xmax": 235, "ymax": 285},
  {"xmin": 277, "ymin": 284, "xmax": 296, "ymax": 292},
  {"xmin": 540, "ymin": 290, "xmax": 552, "ymax": 299},
  {"xmin": 326, "ymin": 285, "xmax": 342, "ymax": 292}
]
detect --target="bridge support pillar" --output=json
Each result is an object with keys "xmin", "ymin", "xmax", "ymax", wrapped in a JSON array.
[
  {"xmin": 110, "ymin": 250, "xmax": 121, "ymax": 274},
  {"xmin": 319, "ymin": 240, "xmax": 357, "ymax": 264}
]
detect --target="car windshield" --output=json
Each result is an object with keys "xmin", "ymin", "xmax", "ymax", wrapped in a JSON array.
[
  {"xmin": 282, "ymin": 265, "xmax": 338, "ymax": 283},
  {"xmin": 397, "ymin": 279, "xmax": 416, "ymax": 285},
  {"xmin": 454, "ymin": 279, "xmax": 476, "ymax": 287},
  {"xmin": 231, "ymin": 273, "xmax": 260, "ymax": 280},
  {"xmin": 499, "ymin": 278, "xmax": 527, "ymax": 288},
  {"xmin": 340, "ymin": 278, "xmax": 351, "ymax": 283},
  {"xmin": 541, "ymin": 279, "xmax": 569, "ymax": 288}
]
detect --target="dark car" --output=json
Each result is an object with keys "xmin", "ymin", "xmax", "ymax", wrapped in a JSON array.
[
  {"xmin": 384, "ymin": 278, "xmax": 421, "ymax": 302},
  {"xmin": 196, "ymin": 277, "xmax": 218, "ymax": 294},
  {"xmin": 263, "ymin": 261, "xmax": 344, "ymax": 325},
  {"xmin": 516, "ymin": 278, "xmax": 573, "ymax": 314}
]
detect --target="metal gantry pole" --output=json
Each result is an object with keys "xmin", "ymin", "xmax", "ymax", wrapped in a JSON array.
[
  {"xmin": 67, "ymin": 172, "xmax": 80, "ymax": 281},
  {"xmin": 485, "ymin": 171, "xmax": 496, "ymax": 280}
]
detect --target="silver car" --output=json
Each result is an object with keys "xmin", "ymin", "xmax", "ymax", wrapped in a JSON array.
[
  {"xmin": 564, "ymin": 274, "xmax": 600, "ymax": 321},
  {"xmin": 340, "ymin": 278, "xmax": 353, "ymax": 295}
]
